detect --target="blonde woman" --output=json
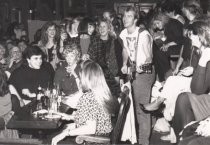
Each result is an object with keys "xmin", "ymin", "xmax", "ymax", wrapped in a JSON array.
[
  {"xmin": 51, "ymin": 61, "xmax": 119, "ymax": 145},
  {"xmin": 54, "ymin": 43, "xmax": 81, "ymax": 95}
]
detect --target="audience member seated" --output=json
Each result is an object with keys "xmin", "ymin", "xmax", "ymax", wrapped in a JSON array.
[
  {"xmin": 54, "ymin": 43, "xmax": 81, "ymax": 96},
  {"xmin": 51, "ymin": 61, "xmax": 119, "ymax": 145},
  {"xmin": 152, "ymin": 12, "xmax": 184, "ymax": 82},
  {"xmin": 179, "ymin": 115, "xmax": 210, "ymax": 145},
  {"xmin": 0, "ymin": 69, "xmax": 19, "ymax": 139},
  {"xmin": 8, "ymin": 45, "xmax": 54, "ymax": 115},
  {"xmin": 6, "ymin": 45, "xmax": 23, "ymax": 75},
  {"xmin": 172, "ymin": 20, "xmax": 210, "ymax": 144}
]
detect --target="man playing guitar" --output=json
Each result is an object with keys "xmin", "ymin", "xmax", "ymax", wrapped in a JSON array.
[{"xmin": 119, "ymin": 6, "xmax": 155, "ymax": 145}]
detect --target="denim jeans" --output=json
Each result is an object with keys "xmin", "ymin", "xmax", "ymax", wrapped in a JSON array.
[{"xmin": 132, "ymin": 70, "xmax": 155, "ymax": 145}]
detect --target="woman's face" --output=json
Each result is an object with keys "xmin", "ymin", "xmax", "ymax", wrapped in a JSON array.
[
  {"xmin": 189, "ymin": 32, "xmax": 202, "ymax": 48},
  {"xmin": 88, "ymin": 24, "xmax": 95, "ymax": 35},
  {"xmin": 99, "ymin": 22, "xmax": 109, "ymax": 37},
  {"xmin": 46, "ymin": 26, "xmax": 56, "ymax": 38},
  {"xmin": 27, "ymin": 55, "xmax": 42, "ymax": 69},
  {"xmin": 65, "ymin": 52, "xmax": 77, "ymax": 66}
]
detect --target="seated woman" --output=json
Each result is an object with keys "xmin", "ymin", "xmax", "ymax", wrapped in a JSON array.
[
  {"xmin": 51, "ymin": 61, "xmax": 119, "ymax": 145},
  {"xmin": 172, "ymin": 20, "xmax": 210, "ymax": 143},
  {"xmin": 54, "ymin": 43, "xmax": 81, "ymax": 96},
  {"xmin": 8, "ymin": 45, "xmax": 54, "ymax": 114},
  {"xmin": 152, "ymin": 12, "xmax": 184, "ymax": 82},
  {"xmin": 0, "ymin": 69, "xmax": 18, "ymax": 138}
]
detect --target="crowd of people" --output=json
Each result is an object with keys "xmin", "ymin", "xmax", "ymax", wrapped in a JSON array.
[{"xmin": 0, "ymin": 0, "xmax": 210, "ymax": 145}]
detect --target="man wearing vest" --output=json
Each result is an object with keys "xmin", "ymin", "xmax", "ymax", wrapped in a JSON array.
[{"xmin": 120, "ymin": 6, "xmax": 155, "ymax": 145}]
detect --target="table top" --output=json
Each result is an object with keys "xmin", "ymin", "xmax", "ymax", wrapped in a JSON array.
[
  {"xmin": 7, "ymin": 114, "xmax": 61, "ymax": 129},
  {"xmin": 6, "ymin": 101, "xmax": 62, "ymax": 130}
]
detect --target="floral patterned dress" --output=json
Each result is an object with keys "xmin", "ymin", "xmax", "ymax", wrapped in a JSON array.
[{"xmin": 74, "ymin": 91, "xmax": 112, "ymax": 135}]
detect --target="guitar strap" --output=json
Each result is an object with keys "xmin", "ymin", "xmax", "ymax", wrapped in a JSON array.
[
  {"xmin": 127, "ymin": 27, "xmax": 146, "ymax": 81},
  {"xmin": 133, "ymin": 26, "xmax": 146, "ymax": 66}
]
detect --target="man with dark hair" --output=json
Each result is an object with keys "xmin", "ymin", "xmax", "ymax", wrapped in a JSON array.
[{"xmin": 9, "ymin": 45, "xmax": 54, "ymax": 114}]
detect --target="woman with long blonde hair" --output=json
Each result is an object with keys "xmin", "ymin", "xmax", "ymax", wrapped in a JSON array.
[
  {"xmin": 51, "ymin": 61, "xmax": 119, "ymax": 145},
  {"xmin": 81, "ymin": 61, "xmax": 118, "ymax": 114}
]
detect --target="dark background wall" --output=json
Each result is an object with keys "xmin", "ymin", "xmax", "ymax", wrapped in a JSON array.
[{"xmin": 0, "ymin": 0, "xmax": 209, "ymax": 37}]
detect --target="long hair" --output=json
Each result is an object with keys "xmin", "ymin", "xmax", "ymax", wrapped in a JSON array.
[
  {"xmin": 78, "ymin": 17, "xmax": 95, "ymax": 35},
  {"xmin": 81, "ymin": 61, "xmax": 118, "ymax": 114},
  {"xmin": 0, "ymin": 69, "xmax": 9, "ymax": 96},
  {"xmin": 189, "ymin": 20, "xmax": 210, "ymax": 47},
  {"xmin": 40, "ymin": 21, "xmax": 59, "ymax": 46},
  {"xmin": 67, "ymin": 17, "xmax": 82, "ymax": 34}
]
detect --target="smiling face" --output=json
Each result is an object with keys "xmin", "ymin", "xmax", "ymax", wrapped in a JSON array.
[
  {"xmin": 27, "ymin": 55, "xmax": 42, "ymax": 69},
  {"xmin": 99, "ymin": 21, "xmax": 109, "ymax": 38},
  {"xmin": 88, "ymin": 24, "xmax": 95, "ymax": 35},
  {"xmin": 123, "ymin": 10, "xmax": 137, "ymax": 28},
  {"xmin": 46, "ymin": 26, "xmax": 56, "ymax": 38}
]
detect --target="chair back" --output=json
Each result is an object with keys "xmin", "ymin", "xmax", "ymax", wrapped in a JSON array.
[{"xmin": 111, "ymin": 86, "xmax": 130, "ymax": 144}]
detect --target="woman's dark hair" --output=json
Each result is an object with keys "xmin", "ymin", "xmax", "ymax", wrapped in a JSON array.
[
  {"xmin": 68, "ymin": 16, "xmax": 82, "ymax": 33},
  {"xmin": 23, "ymin": 45, "xmax": 44, "ymax": 59},
  {"xmin": 78, "ymin": 17, "xmax": 95, "ymax": 35},
  {"xmin": 0, "ymin": 69, "xmax": 9, "ymax": 96},
  {"xmin": 40, "ymin": 21, "xmax": 59, "ymax": 46}
]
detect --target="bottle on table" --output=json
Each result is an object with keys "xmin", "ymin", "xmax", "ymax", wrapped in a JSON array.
[{"xmin": 36, "ymin": 85, "xmax": 44, "ymax": 111}]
